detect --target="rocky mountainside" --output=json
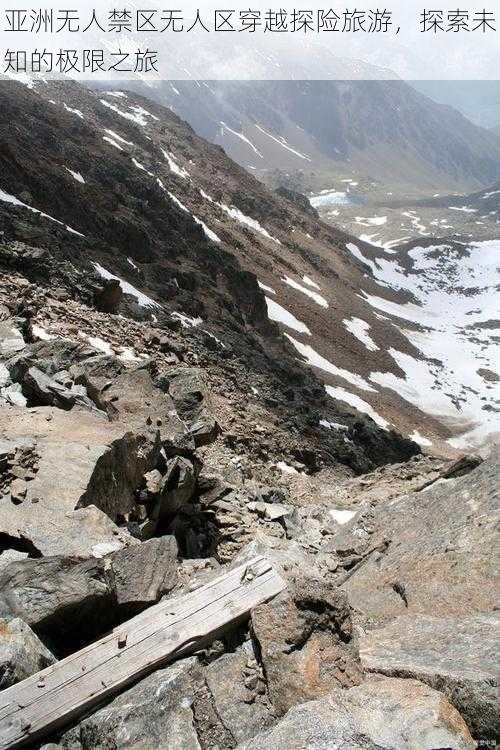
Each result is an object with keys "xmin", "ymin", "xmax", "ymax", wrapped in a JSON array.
[
  {"xmin": 0, "ymin": 79, "xmax": 498, "ymax": 749},
  {"xmin": 105, "ymin": 79, "xmax": 500, "ymax": 195}
]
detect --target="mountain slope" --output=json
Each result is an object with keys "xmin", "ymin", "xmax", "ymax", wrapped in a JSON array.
[
  {"xmin": 100, "ymin": 80, "xmax": 500, "ymax": 195},
  {"xmin": 0, "ymin": 80, "xmax": 498, "ymax": 455}
]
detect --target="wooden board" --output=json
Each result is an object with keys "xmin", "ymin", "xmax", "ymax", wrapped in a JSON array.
[{"xmin": 0, "ymin": 556, "xmax": 285, "ymax": 749}]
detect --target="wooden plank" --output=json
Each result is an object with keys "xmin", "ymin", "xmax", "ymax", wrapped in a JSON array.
[{"xmin": 0, "ymin": 556, "xmax": 286, "ymax": 750}]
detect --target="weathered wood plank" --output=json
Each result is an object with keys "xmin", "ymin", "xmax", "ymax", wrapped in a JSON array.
[{"xmin": 0, "ymin": 556, "xmax": 285, "ymax": 750}]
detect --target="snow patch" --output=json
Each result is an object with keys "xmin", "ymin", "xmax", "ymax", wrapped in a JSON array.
[
  {"xmin": 282, "ymin": 277, "xmax": 328, "ymax": 308},
  {"xmin": 93, "ymin": 262, "xmax": 161, "ymax": 309},
  {"xmin": 343, "ymin": 317, "xmax": 379, "ymax": 352},
  {"xmin": 325, "ymin": 385, "xmax": 389, "ymax": 429},
  {"xmin": 265, "ymin": 298, "xmax": 310, "ymax": 335}
]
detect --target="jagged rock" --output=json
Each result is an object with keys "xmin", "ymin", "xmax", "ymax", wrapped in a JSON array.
[
  {"xmin": 151, "ymin": 456, "xmax": 198, "ymax": 525},
  {"xmin": 237, "ymin": 676, "xmax": 475, "ymax": 750},
  {"xmin": 0, "ymin": 318, "xmax": 26, "ymax": 356},
  {"xmin": 56, "ymin": 657, "xmax": 202, "ymax": 749},
  {"xmin": 0, "ymin": 555, "xmax": 114, "ymax": 651},
  {"xmin": 163, "ymin": 366, "xmax": 219, "ymax": 446},
  {"xmin": 339, "ymin": 450, "xmax": 499, "ymax": 625},
  {"xmin": 93, "ymin": 277, "xmax": 123, "ymax": 313},
  {"xmin": 0, "ymin": 408, "xmax": 161, "ymax": 554},
  {"xmin": 359, "ymin": 613, "xmax": 500, "ymax": 741},
  {"xmin": 110, "ymin": 536, "xmax": 179, "ymax": 616},
  {"xmin": 199, "ymin": 645, "xmax": 274, "ymax": 745},
  {"xmin": 0, "ymin": 616, "xmax": 56, "ymax": 689},
  {"xmin": 251, "ymin": 576, "xmax": 363, "ymax": 715},
  {"xmin": 21, "ymin": 366, "xmax": 96, "ymax": 411}
]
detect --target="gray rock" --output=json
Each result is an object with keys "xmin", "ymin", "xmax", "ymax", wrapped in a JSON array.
[
  {"xmin": 0, "ymin": 555, "xmax": 114, "ymax": 649},
  {"xmin": 57, "ymin": 657, "xmax": 202, "ymax": 749},
  {"xmin": 0, "ymin": 616, "xmax": 56, "ymax": 689},
  {"xmin": 359, "ymin": 613, "xmax": 500, "ymax": 740},
  {"xmin": 110, "ymin": 536, "xmax": 179, "ymax": 616},
  {"xmin": 339, "ymin": 448, "xmax": 499, "ymax": 625},
  {"xmin": 21, "ymin": 366, "xmax": 96, "ymax": 411},
  {"xmin": 237, "ymin": 676, "xmax": 475, "ymax": 750},
  {"xmin": 0, "ymin": 319, "xmax": 26, "ymax": 356},
  {"xmin": 201, "ymin": 647, "xmax": 273, "ymax": 745},
  {"xmin": 164, "ymin": 367, "xmax": 219, "ymax": 446},
  {"xmin": 153, "ymin": 456, "xmax": 197, "ymax": 522},
  {"xmin": 251, "ymin": 575, "xmax": 362, "ymax": 716}
]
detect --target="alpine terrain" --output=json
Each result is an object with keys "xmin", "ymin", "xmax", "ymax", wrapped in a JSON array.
[{"xmin": 0, "ymin": 78, "xmax": 497, "ymax": 749}]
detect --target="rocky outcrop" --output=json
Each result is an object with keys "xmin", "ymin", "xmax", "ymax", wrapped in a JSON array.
[
  {"xmin": 251, "ymin": 577, "xmax": 363, "ymax": 715},
  {"xmin": 359, "ymin": 613, "xmax": 500, "ymax": 741},
  {"xmin": 237, "ymin": 676, "xmax": 475, "ymax": 750},
  {"xmin": 338, "ymin": 451, "xmax": 499, "ymax": 625},
  {"xmin": 0, "ymin": 617, "xmax": 56, "ymax": 689}
]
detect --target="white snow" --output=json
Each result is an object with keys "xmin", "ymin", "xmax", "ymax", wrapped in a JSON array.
[
  {"xmin": 100, "ymin": 100, "xmax": 157, "ymax": 127},
  {"xmin": 329, "ymin": 509, "xmax": 357, "ymax": 525},
  {"xmin": 409, "ymin": 430, "xmax": 433, "ymax": 447},
  {"xmin": 282, "ymin": 277, "xmax": 328, "ymax": 308},
  {"xmin": 254, "ymin": 124, "xmax": 311, "ymax": 161},
  {"xmin": 343, "ymin": 317, "xmax": 379, "ymax": 352},
  {"xmin": 31, "ymin": 324, "xmax": 56, "ymax": 341},
  {"xmin": 325, "ymin": 385, "xmax": 389, "ymax": 429},
  {"xmin": 171, "ymin": 311, "xmax": 203, "ymax": 328},
  {"xmin": 319, "ymin": 419, "xmax": 348, "ymax": 431},
  {"xmin": 218, "ymin": 202, "xmax": 281, "ymax": 244},
  {"xmin": 161, "ymin": 148, "xmax": 190, "ymax": 180},
  {"xmin": 302, "ymin": 276, "xmax": 321, "ymax": 290},
  {"xmin": 79, "ymin": 332, "xmax": 113, "ymax": 355},
  {"xmin": 285, "ymin": 334, "xmax": 376, "ymax": 392},
  {"xmin": 220, "ymin": 122, "xmax": 263, "ymax": 158},
  {"xmin": 448, "ymin": 206, "xmax": 477, "ymax": 213},
  {"xmin": 132, "ymin": 158, "xmax": 154, "ymax": 177},
  {"xmin": 361, "ymin": 241, "xmax": 500, "ymax": 448},
  {"xmin": 0, "ymin": 188, "xmax": 84, "ymax": 237},
  {"xmin": 355, "ymin": 216, "xmax": 387, "ymax": 226},
  {"xmin": 105, "ymin": 129, "xmax": 134, "ymax": 146},
  {"xmin": 92, "ymin": 262, "xmax": 161, "ymax": 308},
  {"xmin": 166, "ymin": 190, "xmax": 220, "ymax": 243},
  {"xmin": 104, "ymin": 91, "xmax": 127, "ymax": 99},
  {"xmin": 64, "ymin": 167, "xmax": 85, "ymax": 184},
  {"xmin": 310, "ymin": 190, "xmax": 353, "ymax": 208},
  {"xmin": 258, "ymin": 281, "xmax": 276, "ymax": 295},
  {"xmin": 265, "ymin": 298, "xmax": 311, "ymax": 335},
  {"xmin": 102, "ymin": 136, "xmax": 123, "ymax": 151},
  {"xmin": 276, "ymin": 461, "xmax": 299, "ymax": 475},
  {"xmin": 127, "ymin": 257, "xmax": 139, "ymax": 270},
  {"xmin": 62, "ymin": 103, "xmax": 84, "ymax": 119}
]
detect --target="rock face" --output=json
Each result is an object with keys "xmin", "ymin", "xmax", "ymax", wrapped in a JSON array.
[
  {"xmin": 58, "ymin": 657, "xmax": 202, "ymax": 749},
  {"xmin": 237, "ymin": 676, "xmax": 476, "ymax": 750},
  {"xmin": 0, "ymin": 556, "xmax": 114, "ymax": 651},
  {"xmin": 110, "ymin": 536, "xmax": 179, "ymax": 616},
  {"xmin": 359, "ymin": 613, "xmax": 500, "ymax": 741},
  {"xmin": 0, "ymin": 617, "xmax": 56, "ymax": 689},
  {"xmin": 339, "ymin": 450, "xmax": 499, "ymax": 625},
  {"xmin": 251, "ymin": 577, "xmax": 363, "ymax": 715}
]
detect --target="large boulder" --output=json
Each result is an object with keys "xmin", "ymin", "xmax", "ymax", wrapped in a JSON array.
[
  {"xmin": 0, "ymin": 616, "xmax": 56, "ymax": 689},
  {"xmin": 0, "ymin": 555, "xmax": 114, "ymax": 651},
  {"xmin": 359, "ymin": 613, "xmax": 500, "ymax": 741},
  {"xmin": 110, "ymin": 536, "xmax": 179, "ymax": 616},
  {"xmin": 161, "ymin": 366, "xmax": 219, "ymax": 446},
  {"xmin": 0, "ymin": 406, "xmax": 159, "ymax": 555},
  {"xmin": 237, "ymin": 676, "xmax": 475, "ymax": 750},
  {"xmin": 251, "ymin": 576, "xmax": 363, "ymax": 715},
  {"xmin": 56, "ymin": 657, "xmax": 202, "ymax": 749},
  {"xmin": 338, "ymin": 449, "xmax": 499, "ymax": 625}
]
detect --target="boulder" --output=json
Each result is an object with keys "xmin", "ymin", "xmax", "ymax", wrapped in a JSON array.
[
  {"xmin": 0, "ymin": 555, "xmax": 114, "ymax": 651},
  {"xmin": 237, "ymin": 676, "xmax": 475, "ymax": 750},
  {"xmin": 339, "ymin": 449, "xmax": 499, "ymax": 625},
  {"xmin": 110, "ymin": 536, "xmax": 179, "ymax": 616},
  {"xmin": 359, "ymin": 613, "xmax": 500, "ymax": 741},
  {"xmin": 0, "ymin": 616, "xmax": 56, "ymax": 689},
  {"xmin": 0, "ymin": 318, "xmax": 26, "ymax": 356},
  {"xmin": 199, "ymin": 645, "xmax": 274, "ymax": 745},
  {"xmin": 251, "ymin": 576, "xmax": 363, "ymax": 715},
  {"xmin": 162, "ymin": 366, "xmax": 219, "ymax": 446},
  {"xmin": 0, "ymin": 407, "xmax": 160, "ymax": 557},
  {"xmin": 56, "ymin": 657, "xmax": 202, "ymax": 749},
  {"xmin": 152, "ymin": 456, "xmax": 197, "ymax": 523},
  {"xmin": 20, "ymin": 366, "xmax": 96, "ymax": 411}
]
